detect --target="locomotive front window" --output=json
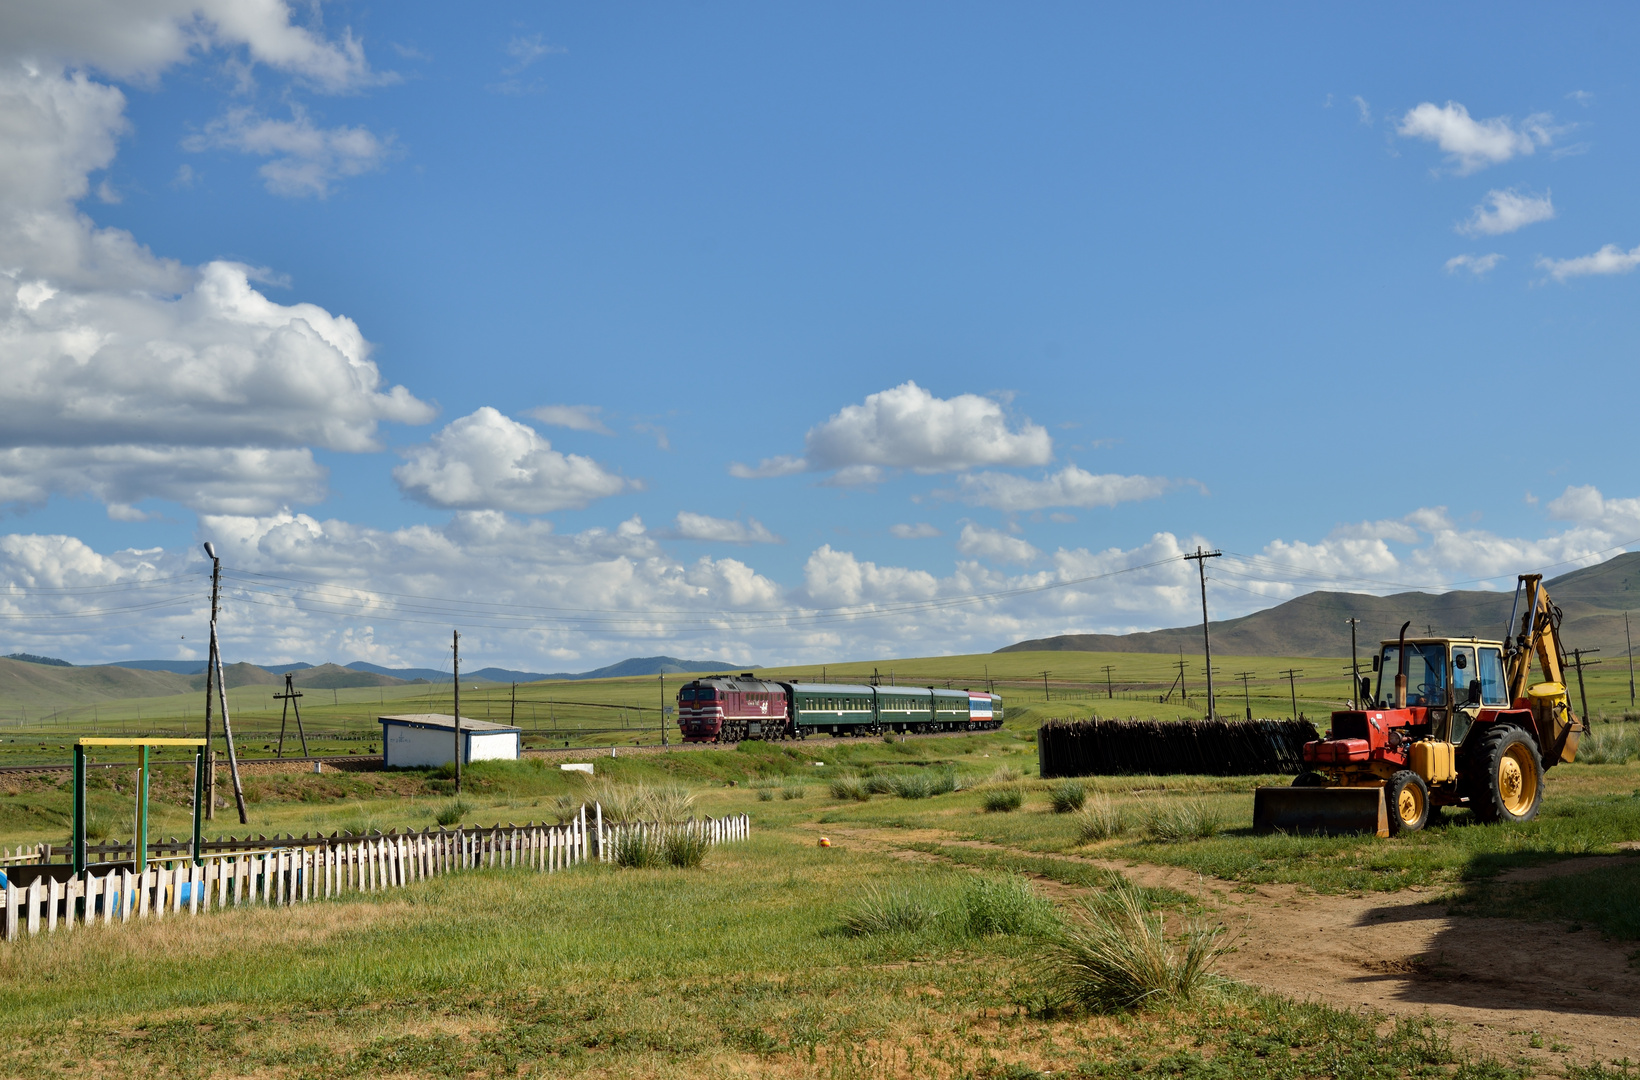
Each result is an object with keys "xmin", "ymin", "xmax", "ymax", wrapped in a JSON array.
[{"xmin": 680, "ymin": 688, "xmax": 695, "ymax": 701}]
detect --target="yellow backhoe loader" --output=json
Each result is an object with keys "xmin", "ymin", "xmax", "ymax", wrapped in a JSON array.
[{"xmin": 1253, "ymin": 573, "xmax": 1583, "ymax": 836}]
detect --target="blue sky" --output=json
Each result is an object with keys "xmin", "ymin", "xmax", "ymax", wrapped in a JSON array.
[{"xmin": 2, "ymin": 3, "xmax": 1638, "ymax": 671}]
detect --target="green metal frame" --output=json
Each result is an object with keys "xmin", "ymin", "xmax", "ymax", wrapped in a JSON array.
[{"xmin": 72, "ymin": 738, "xmax": 208, "ymax": 876}]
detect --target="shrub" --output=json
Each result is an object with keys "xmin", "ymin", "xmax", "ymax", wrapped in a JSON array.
[
  {"xmin": 1049, "ymin": 779, "xmax": 1087, "ymax": 813},
  {"xmin": 434, "ymin": 799, "xmax": 471, "ymax": 827},
  {"xmin": 757, "ymin": 788, "xmax": 775, "ymax": 802},
  {"xmin": 890, "ymin": 773, "xmax": 935, "ymax": 800},
  {"xmin": 593, "ymin": 782, "xmax": 696, "ymax": 823},
  {"xmin": 1074, "ymin": 795, "xmax": 1125, "ymax": 842},
  {"xmin": 983, "ymin": 786, "xmax": 1024, "ymax": 813},
  {"xmin": 780, "ymin": 784, "xmax": 805, "ymax": 800},
  {"xmin": 1578, "ymin": 724, "xmax": 1638, "ymax": 765},
  {"xmin": 830, "ymin": 775, "xmax": 870, "ymax": 801},
  {"xmin": 961, "ymin": 875, "xmax": 1053, "ymax": 937},
  {"xmin": 662, "ymin": 828, "xmax": 709, "ymax": 868},
  {"xmin": 81, "ymin": 808, "xmax": 115, "ymax": 842},
  {"xmin": 842, "ymin": 886, "xmax": 940, "ymax": 936},
  {"xmin": 1140, "ymin": 801, "xmax": 1223, "ymax": 842},
  {"xmin": 1038, "ymin": 880, "xmax": 1226, "ymax": 1012},
  {"xmin": 612, "ymin": 829, "xmax": 663, "ymax": 868}
]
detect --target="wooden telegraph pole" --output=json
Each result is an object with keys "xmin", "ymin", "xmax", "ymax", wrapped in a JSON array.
[
  {"xmin": 202, "ymin": 543, "xmax": 248, "ymax": 824},
  {"xmin": 452, "ymin": 631, "xmax": 462, "ymax": 795},
  {"xmin": 273, "ymin": 673, "xmax": 309, "ymax": 758},
  {"xmin": 1183, "ymin": 547, "xmax": 1222, "ymax": 719},
  {"xmin": 1346, "ymin": 617, "xmax": 1362, "ymax": 707},
  {"xmin": 1280, "ymin": 668, "xmax": 1304, "ymax": 720},
  {"xmin": 659, "ymin": 672, "xmax": 668, "ymax": 748}
]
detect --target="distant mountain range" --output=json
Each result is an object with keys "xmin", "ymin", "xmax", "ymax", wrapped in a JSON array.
[
  {"xmin": 0, "ymin": 652, "xmax": 745, "ymax": 696},
  {"xmin": 1000, "ymin": 552, "xmax": 1640, "ymax": 659}
]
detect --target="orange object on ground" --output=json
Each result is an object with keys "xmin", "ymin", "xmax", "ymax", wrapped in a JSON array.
[{"xmin": 818, "ymin": 837, "xmax": 832, "ymax": 847}]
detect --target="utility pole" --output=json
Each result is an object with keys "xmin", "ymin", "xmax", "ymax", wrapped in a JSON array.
[
  {"xmin": 1346, "ymin": 618, "xmax": 1362, "ymax": 708},
  {"xmin": 1280, "ymin": 668, "xmax": 1304, "ymax": 720},
  {"xmin": 1234, "ymin": 671, "xmax": 1256, "ymax": 720},
  {"xmin": 1627, "ymin": 612, "xmax": 1635, "ymax": 709},
  {"xmin": 1183, "ymin": 547, "xmax": 1223, "ymax": 718},
  {"xmin": 659, "ymin": 672, "xmax": 668, "ymax": 748},
  {"xmin": 202, "ymin": 543, "xmax": 247, "ymax": 824},
  {"xmin": 1570, "ymin": 648, "xmax": 1600, "ymax": 726},
  {"xmin": 1040, "ymin": 671, "xmax": 1051, "ymax": 702},
  {"xmin": 272, "ymin": 673, "xmax": 308, "ymax": 758},
  {"xmin": 510, "ymin": 682, "xmax": 516, "ymax": 725},
  {"xmin": 452, "ymin": 631, "xmax": 462, "ymax": 795},
  {"xmin": 1101, "ymin": 664, "xmax": 1115, "ymax": 699},
  {"xmin": 1174, "ymin": 655, "xmax": 1189, "ymax": 705}
]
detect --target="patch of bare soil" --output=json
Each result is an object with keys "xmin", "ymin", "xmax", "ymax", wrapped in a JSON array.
[{"xmin": 818, "ymin": 823, "xmax": 1640, "ymax": 1073}]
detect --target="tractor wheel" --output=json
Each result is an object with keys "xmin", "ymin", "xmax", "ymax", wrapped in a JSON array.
[
  {"xmin": 1291, "ymin": 772, "xmax": 1328, "ymax": 787},
  {"xmin": 1385, "ymin": 770, "xmax": 1430, "ymax": 834},
  {"xmin": 1467, "ymin": 725, "xmax": 1543, "ymax": 824}
]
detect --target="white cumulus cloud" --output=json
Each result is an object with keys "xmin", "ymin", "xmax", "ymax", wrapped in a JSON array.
[
  {"xmin": 1397, "ymin": 101, "xmax": 1558, "ymax": 174},
  {"xmin": 184, "ymin": 105, "xmax": 394, "ymax": 198},
  {"xmin": 393, "ymin": 408, "xmax": 632, "ymax": 514},
  {"xmin": 0, "ymin": 1, "xmax": 383, "ymax": 90},
  {"xmin": 665, "ymin": 513, "xmax": 782, "ymax": 545},
  {"xmin": 0, "ymin": 65, "xmax": 430, "ymax": 515},
  {"xmin": 1445, "ymin": 253, "xmax": 1504, "ymax": 276},
  {"xmin": 527, "ymin": 404, "xmax": 613, "ymax": 435},
  {"xmin": 1457, "ymin": 188, "xmax": 1555, "ymax": 236},
  {"xmin": 947, "ymin": 465, "xmax": 1173, "ymax": 512},
  {"xmin": 956, "ymin": 524, "xmax": 1039, "ymax": 566},
  {"xmin": 1537, "ymin": 244, "xmax": 1640, "ymax": 281},
  {"xmin": 731, "ymin": 382, "xmax": 1051, "ymax": 480}
]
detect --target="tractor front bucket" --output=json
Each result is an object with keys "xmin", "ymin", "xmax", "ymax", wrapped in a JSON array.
[{"xmin": 1253, "ymin": 785, "xmax": 1388, "ymax": 838}]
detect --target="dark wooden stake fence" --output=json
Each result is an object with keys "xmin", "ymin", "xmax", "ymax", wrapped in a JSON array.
[{"xmin": 1036, "ymin": 717, "xmax": 1319, "ymax": 778}]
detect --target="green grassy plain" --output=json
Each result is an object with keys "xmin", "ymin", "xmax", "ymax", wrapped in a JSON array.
[{"xmin": 11, "ymin": 737, "xmax": 1622, "ymax": 1077}]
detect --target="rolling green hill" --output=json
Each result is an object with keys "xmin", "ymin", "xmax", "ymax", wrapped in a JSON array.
[{"xmin": 1001, "ymin": 552, "xmax": 1640, "ymax": 659}]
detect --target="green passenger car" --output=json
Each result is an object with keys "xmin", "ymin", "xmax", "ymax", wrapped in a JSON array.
[
  {"xmin": 874, "ymin": 687, "xmax": 933, "ymax": 732},
  {"xmin": 787, "ymin": 682, "xmax": 877, "ymax": 736}
]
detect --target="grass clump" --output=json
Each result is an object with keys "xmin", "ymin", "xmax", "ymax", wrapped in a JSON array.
[
  {"xmin": 612, "ymin": 829, "xmax": 663, "ymax": 868},
  {"xmin": 433, "ymin": 799, "xmax": 471, "ymax": 827},
  {"xmin": 1038, "ymin": 880, "xmax": 1226, "ymax": 1012},
  {"xmin": 960, "ymin": 875, "xmax": 1054, "ymax": 937},
  {"xmin": 1578, "ymin": 724, "xmax": 1638, "ymax": 765},
  {"xmin": 780, "ymin": 783, "xmax": 805, "ymax": 800},
  {"xmin": 662, "ymin": 828, "xmax": 709, "ymax": 868},
  {"xmin": 983, "ymin": 786, "xmax": 1024, "ymax": 813},
  {"xmin": 1141, "ymin": 800, "xmax": 1223, "ymax": 842},
  {"xmin": 81, "ymin": 807, "xmax": 114, "ymax": 841},
  {"xmin": 1073, "ymin": 794, "xmax": 1125, "ymax": 841},
  {"xmin": 985, "ymin": 765, "xmax": 1022, "ymax": 784},
  {"xmin": 592, "ymin": 782, "xmax": 695, "ymax": 823},
  {"xmin": 829, "ymin": 775, "xmax": 870, "ymax": 801},
  {"xmin": 842, "ymin": 885, "xmax": 941, "ymax": 936},
  {"xmin": 1049, "ymin": 779, "xmax": 1087, "ymax": 813}
]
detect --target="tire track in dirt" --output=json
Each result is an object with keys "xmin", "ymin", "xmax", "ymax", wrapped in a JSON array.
[{"xmin": 806, "ymin": 822, "xmax": 1640, "ymax": 1072}]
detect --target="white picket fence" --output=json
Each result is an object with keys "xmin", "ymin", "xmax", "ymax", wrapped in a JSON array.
[{"xmin": 0, "ymin": 805, "xmax": 751, "ymax": 941}]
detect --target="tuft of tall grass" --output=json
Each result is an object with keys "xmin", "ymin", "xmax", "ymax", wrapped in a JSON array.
[
  {"xmin": 1578, "ymin": 724, "xmax": 1638, "ymax": 765},
  {"xmin": 830, "ymin": 775, "xmax": 870, "ymax": 801},
  {"xmin": 865, "ymin": 774, "xmax": 898, "ymax": 795},
  {"xmin": 1073, "ymin": 794, "xmax": 1125, "ymax": 842},
  {"xmin": 842, "ymin": 886, "xmax": 941, "ymax": 936},
  {"xmin": 780, "ymin": 784, "xmax": 805, "ymax": 800},
  {"xmin": 983, "ymin": 786, "xmax": 1024, "ymax": 813},
  {"xmin": 662, "ymin": 829, "xmax": 709, "ymax": 868},
  {"xmin": 593, "ymin": 782, "xmax": 696, "ymax": 823},
  {"xmin": 434, "ymin": 799, "xmax": 471, "ymax": 827},
  {"xmin": 985, "ymin": 765, "xmax": 1023, "ymax": 785},
  {"xmin": 1038, "ymin": 880, "xmax": 1226, "ymax": 1012},
  {"xmin": 1049, "ymin": 779, "xmax": 1087, "ymax": 813},
  {"xmin": 81, "ymin": 808, "xmax": 114, "ymax": 841},
  {"xmin": 612, "ymin": 829, "xmax": 663, "ymax": 868},
  {"xmin": 961, "ymin": 875, "xmax": 1054, "ymax": 937},
  {"xmin": 757, "ymin": 788, "xmax": 775, "ymax": 802},
  {"xmin": 1140, "ymin": 801, "xmax": 1223, "ymax": 842}
]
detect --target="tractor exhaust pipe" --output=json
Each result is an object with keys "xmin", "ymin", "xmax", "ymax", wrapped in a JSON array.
[{"xmin": 1395, "ymin": 620, "xmax": 1411, "ymax": 709}]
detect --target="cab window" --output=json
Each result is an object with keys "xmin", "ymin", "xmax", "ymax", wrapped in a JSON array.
[
  {"xmin": 1376, "ymin": 643, "xmax": 1448, "ymax": 707},
  {"xmin": 1477, "ymin": 647, "xmax": 1508, "ymax": 706}
]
